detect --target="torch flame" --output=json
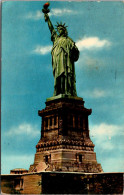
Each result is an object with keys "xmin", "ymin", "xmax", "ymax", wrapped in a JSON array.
[{"xmin": 43, "ymin": 2, "xmax": 50, "ymax": 9}]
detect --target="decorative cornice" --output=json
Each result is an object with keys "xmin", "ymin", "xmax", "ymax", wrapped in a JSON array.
[
  {"xmin": 36, "ymin": 139, "xmax": 94, "ymax": 152},
  {"xmin": 38, "ymin": 99, "xmax": 92, "ymax": 117}
]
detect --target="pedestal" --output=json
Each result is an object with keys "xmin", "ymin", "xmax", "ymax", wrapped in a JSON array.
[{"xmin": 29, "ymin": 95, "xmax": 103, "ymax": 173}]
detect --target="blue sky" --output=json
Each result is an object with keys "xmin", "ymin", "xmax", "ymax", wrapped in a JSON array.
[{"xmin": 1, "ymin": 1, "xmax": 124, "ymax": 174}]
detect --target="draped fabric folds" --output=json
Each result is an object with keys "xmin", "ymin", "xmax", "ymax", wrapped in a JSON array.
[{"xmin": 51, "ymin": 29, "xmax": 79, "ymax": 96}]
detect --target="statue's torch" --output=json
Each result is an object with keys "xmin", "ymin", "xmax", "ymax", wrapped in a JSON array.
[{"xmin": 42, "ymin": 2, "xmax": 50, "ymax": 14}]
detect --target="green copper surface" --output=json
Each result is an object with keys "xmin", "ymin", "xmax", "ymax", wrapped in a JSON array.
[
  {"xmin": 43, "ymin": 6, "xmax": 79, "ymax": 97},
  {"xmin": 46, "ymin": 94, "xmax": 83, "ymax": 102}
]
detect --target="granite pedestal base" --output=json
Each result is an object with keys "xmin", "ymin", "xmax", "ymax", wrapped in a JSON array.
[{"xmin": 29, "ymin": 96, "xmax": 102, "ymax": 173}]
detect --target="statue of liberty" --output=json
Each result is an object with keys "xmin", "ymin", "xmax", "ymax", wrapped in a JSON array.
[{"xmin": 42, "ymin": 3, "xmax": 79, "ymax": 96}]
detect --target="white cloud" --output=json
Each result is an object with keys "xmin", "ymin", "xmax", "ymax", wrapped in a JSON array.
[
  {"xmin": 25, "ymin": 8, "xmax": 76, "ymax": 20},
  {"xmin": 76, "ymin": 36, "xmax": 111, "ymax": 51},
  {"xmin": 90, "ymin": 123, "xmax": 124, "ymax": 150},
  {"xmin": 33, "ymin": 45, "xmax": 52, "ymax": 55},
  {"xmin": 49, "ymin": 8, "xmax": 75, "ymax": 16},
  {"xmin": 91, "ymin": 89, "xmax": 106, "ymax": 98},
  {"xmin": 6, "ymin": 123, "xmax": 40, "ymax": 137},
  {"xmin": 91, "ymin": 123, "xmax": 123, "ymax": 137},
  {"xmin": 25, "ymin": 11, "xmax": 42, "ymax": 20},
  {"xmin": 33, "ymin": 36, "xmax": 111, "ymax": 56},
  {"xmin": 80, "ymin": 88, "xmax": 110, "ymax": 99}
]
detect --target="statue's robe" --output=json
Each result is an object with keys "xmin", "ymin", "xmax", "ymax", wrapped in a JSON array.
[{"xmin": 51, "ymin": 29, "xmax": 79, "ymax": 96}]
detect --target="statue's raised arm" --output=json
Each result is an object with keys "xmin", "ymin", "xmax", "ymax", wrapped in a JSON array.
[
  {"xmin": 44, "ymin": 13, "xmax": 53, "ymax": 32},
  {"xmin": 42, "ymin": 3, "xmax": 57, "ymax": 42},
  {"xmin": 42, "ymin": 3, "xmax": 79, "ymax": 97}
]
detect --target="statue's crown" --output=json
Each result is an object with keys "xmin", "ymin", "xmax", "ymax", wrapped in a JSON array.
[{"xmin": 55, "ymin": 22, "xmax": 68, "ymax": 29}]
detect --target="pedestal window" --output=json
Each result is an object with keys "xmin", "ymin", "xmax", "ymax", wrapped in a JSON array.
[
  {"xmin": 50, "ymin": 117, "xmax": 52, "ymax": 126},
  {"xmin": 79, "ymin": 154, "xmax": 82, "ymax": 163}
]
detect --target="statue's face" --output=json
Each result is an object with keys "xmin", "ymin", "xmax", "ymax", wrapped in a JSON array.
[{"xmin": 58, "ymin": 27, "xmax": 64, "ymax": 36}]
